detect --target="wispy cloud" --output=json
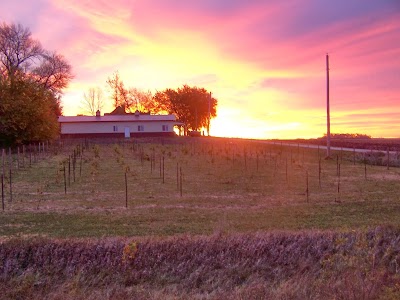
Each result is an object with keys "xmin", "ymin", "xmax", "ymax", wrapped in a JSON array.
[{"xmin": 0, "ymin": 0, "xmax": 399, "ymax": 138}]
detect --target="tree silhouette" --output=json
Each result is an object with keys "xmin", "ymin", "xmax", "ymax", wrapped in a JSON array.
[
  {"xmin": 0, "ymin": 76, "xmax": 60, "ymax": 145},
  {"xmin": 153, "ymin": 85, "xmax": 217, "ymax": 135},
  {"xmin": 0, "ymin": 22, "xmax": 72, "ymax": 145},
  {"xmin": 104, "ymin": 72, "xmax": 218, "ymax": 135},
  {"xmin": 80, "ymin": 87, "xmax": 104, "ymax": 116},
  {"xmin": 106, "ymin": 71, "xmax": 134, "ymax": 111}
]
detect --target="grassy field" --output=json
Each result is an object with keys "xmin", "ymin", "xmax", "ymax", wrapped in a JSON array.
[
  {"xmin": 1, "ymin": 137, "xmax": 400, "ymax": 299},
  {"xmin": 1, "ymin": 137, "xmax": 400, "ymax": 238}
]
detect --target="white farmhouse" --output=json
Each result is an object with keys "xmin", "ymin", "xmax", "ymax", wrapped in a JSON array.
[{"xmin": 58, "ymin": 110, "xmax": 181, "ymax": 138}]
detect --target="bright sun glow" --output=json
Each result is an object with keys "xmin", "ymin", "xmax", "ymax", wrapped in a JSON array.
[{"xmin": 3, "ymin": 0, "xmax": 398, "ymax": 139}]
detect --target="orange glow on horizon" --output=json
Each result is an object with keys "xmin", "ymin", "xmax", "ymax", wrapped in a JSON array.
[{"xmin": 3, "ymin": 0, "xmax": 398, "ymax": 139}]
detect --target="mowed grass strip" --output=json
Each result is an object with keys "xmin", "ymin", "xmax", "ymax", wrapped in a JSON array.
[{"xmin": 2, "ymin": 199, "xmax": 400, "ymax": 238}]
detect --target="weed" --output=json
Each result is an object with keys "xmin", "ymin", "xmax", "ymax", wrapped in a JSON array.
[{"xmin": 122, "ymin": 241, "xmax": 138, "ymax": 263}]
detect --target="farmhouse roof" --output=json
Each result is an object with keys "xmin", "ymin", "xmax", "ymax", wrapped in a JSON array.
[
  {"xmin": 106, "ymin": 105, "xmax": 127, "ymax": 115},
  {"xmin": 58, "ymin": 114, "xmax": 177, "ymax": 123}
]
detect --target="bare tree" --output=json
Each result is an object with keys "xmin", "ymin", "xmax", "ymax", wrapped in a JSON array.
[
  {"xmin": 106, "ymin": 71, "xmax": 135, "ymax": 111},
  {"xmin": 33, "ymin": 52, "xmax": 74, "ymax": 95},
  {"xmin": 80, "ymin": 87, "xmax": 104, "ymax": 116},
  {"xmin": 0, "ymin": 22, "xmax": 73, "ymax": 95},
  {"xmin": 0, "ymin": 22, "xmax": 43, "ymax": 78}
]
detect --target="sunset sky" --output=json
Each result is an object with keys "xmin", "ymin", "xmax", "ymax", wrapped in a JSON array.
[{"xmin": 1, "ymin": 0, "xmax": 399, "ymax": 139}]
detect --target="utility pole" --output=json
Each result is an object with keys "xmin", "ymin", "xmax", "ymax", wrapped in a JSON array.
[
  {"xmin": 326, "ymin": 53, "xmax": 331, "ymax": 158},
  {"xmin": 208, "ymin": 92, "xmax": 211, "ymax": 136}
]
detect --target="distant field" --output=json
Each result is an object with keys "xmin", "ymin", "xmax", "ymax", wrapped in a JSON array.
[
  {"xmin": 280, "ymin": 137, "xmax": 400, "ymax": 152},
  {"xmin": 1, "ymin": 137, "xmax": 400, "ymax": 299}
]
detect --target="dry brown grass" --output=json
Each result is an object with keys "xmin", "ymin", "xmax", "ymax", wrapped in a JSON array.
[{"xmin": 1, "ymin": 226, "xmax": 400, "ymax": 299}]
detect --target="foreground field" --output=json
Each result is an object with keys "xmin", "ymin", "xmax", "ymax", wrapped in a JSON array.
[
  {"xmin": 1, "ymin": 227, "xmax": 400, "ymax": 299},
  {"xmin": 1, "ymin": 137, "xmax": 400, "ymax": 298}
]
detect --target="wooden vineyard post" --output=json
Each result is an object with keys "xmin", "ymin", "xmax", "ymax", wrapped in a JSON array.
[
  {"xmin": 1, "ymin": 174, "xmax": 4, "ymax": 211},
  {"xmin": 8, "ymin": 148, "xmax": 12, "ymax": 202},
  {"xmin": 73, "ymin": 151, "xmax": 76, "ymax": 183},
  {"xmin": 125, "ymin": 172, "xmax": 128, "ymax": 209},
  {"xmin": 68, "ymin": 156, "xmax": 71, "ymax": 187},
  {"xmin": 150, "ymin": 154, "xmax": 153, "ymax": 174},
  {"xmin": 364, "ymin": 159, "xmax": 367, "ymax": 180},
  {"xmin": 318, "ymin": 158, "xmax": 322, "ymax": 189},
  {"xmin": 387, "ymin": 148, "xmax": 390, "ymax": 170},
  {"xmin": 290, "ymin": 149, "xmax": 293, "ymax": 166},
  {"xmin": 2, "ymin": 149, "xmax": 4, "ymax": 178},
  {"xmin": 22, "ymin": 145, "xmax": 25, "ymax": 168},
  {"xmin": 162, "ymin": 156, "xmax": 165, "ymax": 184},
  {"xmin": 306, "ymin": 171, "xmax": 309, "ymax": 203},
  {"xmin": 244, "ymin": 149, "xmax": 247, "ymax": 171},
  {"xmin": 285, "ymin": 157, "xmax": 288, "ymax": 183},
  {"xmin": 8, "ymin": 148, "xmax": 11, "ymax": 173},
  {"xmin": 9, "ymin": 168, "xmax": 12, "ymax": 202},
  {"xmin": 336, "ymin": 163, "xmax": 341, "ymax": 202},
  {"xmin": 80, "ymin": 154, "xmax": 82, "ymax": 177},
  {"xmin": 37, "ymin": 143, "xmax": 40, "ymax": 162},
  {"xmin": 159, "ymin": 156, "xmax": 162, "ymax": 178},
  {"xmin": 17, "ymin": 147, "xmax": 20, "ymax": 169},
  {"xmin": 256, "ymin": 153, "xmax": 259, "ymax": 172},
  {"xmin": 33, "ymin": 143, "xmax": 36, "ymax": 163},
  {"xmin": 180, "ymin": 167, "xmax": 183, "ymax": 197},
  {"xmin": 336, "ymin": 155, "xmax": 339, "ymax": 176},
  {"xmin": 176, "ymin": 162, "xmax": 179, "ymax": 190},
  {"xmin": 340, "ymin": 148, "xmax": 343, "ymax": 164},
  {"xmin": 63, "ymin": 164, "xmax": 67, "ymax": 194}
]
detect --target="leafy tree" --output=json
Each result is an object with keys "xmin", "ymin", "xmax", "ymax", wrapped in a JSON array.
[
  {"xmin": 320, "ymin": 133, "xmax": 372, "ymax": 139},
  {"xmin": 152, "ymin": 85, "xmax": 217, "ymax": 135},
  {"xmin": 0, "ymin": 22, "xmax": 72, "ymax": 145},
  {"xmin": 130, "ymin": 88, "xmax": 161, "ymax": 113},
  {"xmin": 80, "ymin": 87, "xmax": 104, "ymax": 116},
  {"xmin": 0, "ymin": 77, "xmax": 60, "ymax": 145},
  {"xmin": 104, "ymin": 72, "xmax": 218, "ymax": 135},
  {"xmin": 152, "ymin": 90, "xmax": 173, "ymax": 114}
]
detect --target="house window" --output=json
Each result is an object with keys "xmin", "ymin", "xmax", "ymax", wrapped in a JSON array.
[
  {"xmin": 162, "ymin": 125, "xmax": 169, "ymax": 132},
  {"xmin": 113, "ymin": 125, "xmax": 118, "ymax": 132},
  {"xmin": 138, "ymin": 125, "xmax": 144, "ymax": 132}
]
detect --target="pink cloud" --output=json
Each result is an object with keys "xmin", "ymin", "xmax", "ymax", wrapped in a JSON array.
[{"xmin": 1, "ymin": 0, "xmax": 399, "ymax": 138}]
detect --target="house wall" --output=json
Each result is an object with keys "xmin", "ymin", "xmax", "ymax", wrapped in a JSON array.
[
  {"xmin": 60, "ymin": 121, "xmax": 175, "ymax": 135},
  {"xmin": 60, "ymin": 132, "xmax": 175, "ymax": 139}
]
